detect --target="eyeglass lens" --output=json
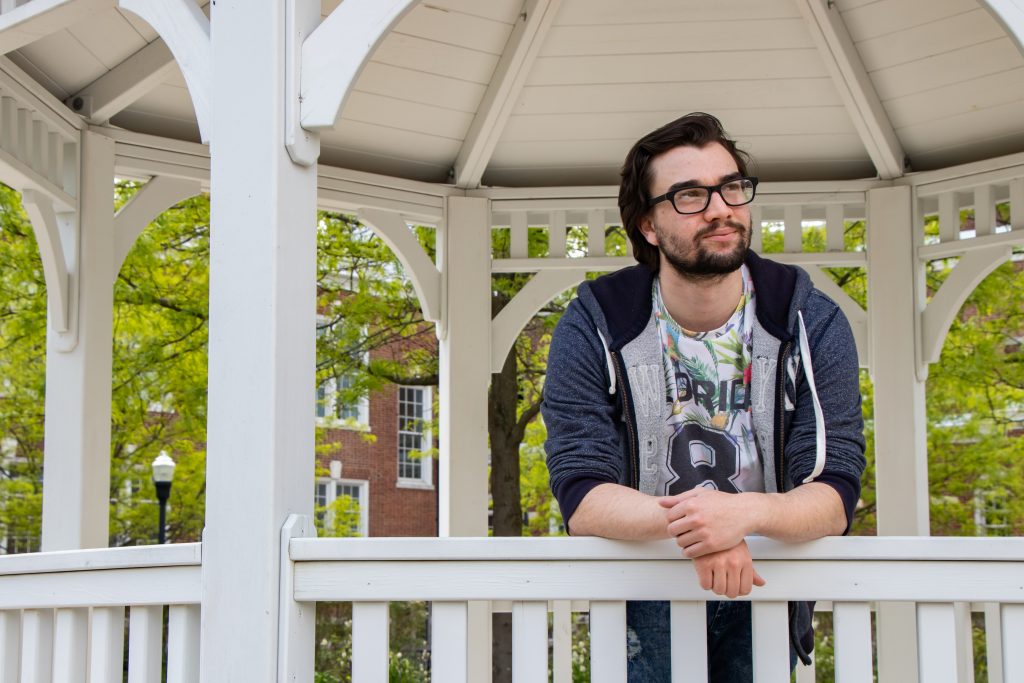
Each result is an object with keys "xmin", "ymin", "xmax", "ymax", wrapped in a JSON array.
[{"xmin": 673, "ymin": 178, "xmax": 755, "ymax": 213}]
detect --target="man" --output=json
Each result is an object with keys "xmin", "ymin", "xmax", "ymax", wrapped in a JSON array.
[{"xmin": 542, "ymin": 113, "xmax": 866, "ymax": 681}]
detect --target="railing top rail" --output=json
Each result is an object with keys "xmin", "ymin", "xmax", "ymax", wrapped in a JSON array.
[
  {"xmin": 289, "ymin": 536, "xmax": 1024, "ymax": 563},
  {"xmin": 0, "ymin": 542, "xmax": 201, "ymax": 576}
]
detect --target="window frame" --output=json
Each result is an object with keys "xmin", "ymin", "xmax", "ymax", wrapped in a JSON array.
[{"xmin": 397, "ymin": 385, "xmax": 434, "ymax": 488}]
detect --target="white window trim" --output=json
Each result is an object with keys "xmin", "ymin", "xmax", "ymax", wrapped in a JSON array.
[
  {"xmin": 316, "ymin": 317, "xmax": 371, "ymax": 430},
  {"xmin": 397, "ymin": 385, "xmax": 433, "ymax": 488},
  {"xmin": 316, "ymin": 477, "xmax": 369, "ymax": 537}
]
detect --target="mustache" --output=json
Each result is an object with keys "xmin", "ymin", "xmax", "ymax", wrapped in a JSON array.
[{"xmin": 695, "ymin": 220, "xmax": 747, "ymax": 239}]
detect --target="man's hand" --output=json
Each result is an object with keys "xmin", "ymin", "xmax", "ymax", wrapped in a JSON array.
[
  {"xmin": 660, "ymin": 488, "xmax": 753, "ymax": 558},
  {"xmin": 693, "ymin": 540, "xmax": 766, "ymax": 599}
]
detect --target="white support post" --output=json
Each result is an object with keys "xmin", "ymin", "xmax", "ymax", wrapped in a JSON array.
[
  {"xmin": 127, "ymin": 605, "xmax": 162, "ymax": 683},
  {"xmin": 867, "ymin": 185, "xmax": 926, "ymax": 683},
  {"xmin": 90, "ymin": 606, "xmax": 126, "ymax": 683},
  {"xmin": 40, "ymin": 130, "xmax": 114, "ymax": 552},
  {"xmin": 52, "ymin": 607, "xmax": 88, "ymax": 683},
  {"xmin": 438, "ymin": 196, "xmax": 492, "ymax": 681},
  {"xmin": 200, "ymin": 3, "xmax": 317, "ymax": 682}
]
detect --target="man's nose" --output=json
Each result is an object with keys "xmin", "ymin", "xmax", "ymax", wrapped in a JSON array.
[{"xmin": 702, "ymin": 188, "xmax": 733, "ymax": 220}]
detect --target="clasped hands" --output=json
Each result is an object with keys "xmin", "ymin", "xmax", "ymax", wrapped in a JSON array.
[{"xmin": 659, "ymin": 488, "xmax": 765, "ymax": 599}]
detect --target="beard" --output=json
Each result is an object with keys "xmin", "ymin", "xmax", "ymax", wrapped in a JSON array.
[{"xmin": 656, "ymin": 218, "xmax": 750, "ymax": 280}]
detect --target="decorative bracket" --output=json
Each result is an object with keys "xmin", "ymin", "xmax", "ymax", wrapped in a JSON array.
[
  {"xmin": 118, "ymin": 0, "xmax": 212, "ymax": 143},
  {"xmin": 22, "ymin": 188, "xmax": 79, "ymax": 350},
  {"xmin": 357, "ymin": 208, "xmax": 441, "ymax": 324},
  {"xmin": 112, "ymin": 175, "xmax": 201, "ymax": 279}
]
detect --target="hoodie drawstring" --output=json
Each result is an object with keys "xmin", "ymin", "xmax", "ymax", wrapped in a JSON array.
[
  {"xmin": 597, "ymin": 329, "xmax": 616, "ymax": 395},
  {"xmin": 797, "ymin": 310, "xmax": 827, "ymax": 483}
]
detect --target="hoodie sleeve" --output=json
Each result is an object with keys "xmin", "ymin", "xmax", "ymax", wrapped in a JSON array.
[
  {"xmin": 542, "ymin": 299, "xmax": 625, "ymax": 529},
  {"xmin": 786, "ymin": 290, "xmax": 867, "ymax": 533}
]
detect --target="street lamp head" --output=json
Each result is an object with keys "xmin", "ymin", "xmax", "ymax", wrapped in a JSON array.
[{"xmin": 151, "ymin": 451, "xmax": 176, "ymax": 484}]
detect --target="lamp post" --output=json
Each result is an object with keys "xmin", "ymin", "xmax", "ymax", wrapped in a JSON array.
[{"xmin": 151, "ymin": 452, "xmax": 176, "ymax": 544}]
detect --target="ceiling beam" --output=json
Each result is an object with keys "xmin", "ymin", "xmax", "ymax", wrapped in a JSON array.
[
  {"xmin": 452, "ymin": 0, "xmax": 561, "ymax": 189},
  {"xmin": 66, "ymin": 38, "xmax": 175, "ymax": 124},
  {"xmin": 796, "ymin": 0, "xmax": 906, "ymax": 179},
  {"xmin": 0, "ymin": 0, "xmax": 114, "ymax": 54}
]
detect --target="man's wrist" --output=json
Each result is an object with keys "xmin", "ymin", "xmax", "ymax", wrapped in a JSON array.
[{"xmin": 738, "ymin": 491, "xmax": 771, "ymax": 537}]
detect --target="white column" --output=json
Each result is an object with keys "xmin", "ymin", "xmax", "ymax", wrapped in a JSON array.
[
  {"xmin": 40, "ymin": 130, "xmax": 114, "ymax": 551},
  {"xmin": 200, "ymin": 2, "xmax": 316, "ymax": 681},
  {"xmin": 438, "ymin": 196, "xmax": 492, "ymax": 681},
  {"xmin": 866, "ymin": 185, "xmax": 927, "ymax": 683}
]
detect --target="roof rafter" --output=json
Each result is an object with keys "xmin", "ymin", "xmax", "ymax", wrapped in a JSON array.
[
  {"xmin": 66, "ymin": 38, "xmax": 175, "ymax": 124},
  {"xmin": 795, "ymin": 0, "xmax": 906, "ymax": 179},
  {"xmin": 0, "ymin": 0, "xmax": 114, "ymax": 54},
  {"xmin": 452, "ymin": 0, "xmax": 561, "ymax": 189}
]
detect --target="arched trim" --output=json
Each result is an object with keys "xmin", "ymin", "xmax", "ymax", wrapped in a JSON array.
[
  {"xmin": 804, "ymin": 265, "xmax": 869, "ymax": 369},
  {"xmin": 921, "ymin": 245, "xmax": 1011, "ymax": 365},
  {"xmin": 357, "ymin": 208, "xmax": 441, "ymax": 323},
  {"xmin": 119, "ymin": 0, "xmax": 212, "ymax": 142},
  {"xmin": 490, "ymin": 270, "xmax": 584, "ymax": 374},
  {"xmin": 22, "ymin": 189, "xmax": 72, "ymax": 333},
  {"xmin": 113, "ymin": 176, "xmax": 202, "ymax": 278}
]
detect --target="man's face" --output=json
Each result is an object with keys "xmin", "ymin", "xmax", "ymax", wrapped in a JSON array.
[{"xmin": 639, "ymin": 142, "xmax": 751, "ymax": 278}]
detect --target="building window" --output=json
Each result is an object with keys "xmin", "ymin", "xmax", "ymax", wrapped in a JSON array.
[
  {"xmin": 1, "ymin": 529, "xmax": 39, "ymax": 555},
  {"xmin": 315, "ymin": 478, "xmax": 368, "ymax": 537},
  {"xmin": 398, "ymin": 386, "xmax": 432, "ymax": 487},
  {"xmin": 975, "ymin": 489, "xmax": 1011, "ymax": 536},
  {"xmin": 316, "ymin": 373, "xmax": 369, "ymax": 427}
]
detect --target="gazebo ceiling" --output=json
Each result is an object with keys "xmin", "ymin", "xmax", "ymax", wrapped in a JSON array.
[{"xmin": 6, "ymin": 0, "xmax": 1024, "ymax": 187}]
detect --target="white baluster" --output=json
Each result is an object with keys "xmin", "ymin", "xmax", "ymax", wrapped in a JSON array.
[
  {"xmin": 62, "ymin": 141, "xmax": 78, "ymax": 198},
  {"xmin": 917, "ymin": 602, "xmax": 957, "ymax": 683},
  {"xmin": 973, "ymin": 185, "xmax": 994, "ymax": 237},
  {"xmin": 590, "ymin": 601, "xmax": 626, "ymax": 683},
  {"xmin": 670, "ymin": 600, "xmax": 706, "ymax": 683},
  {"xmin": 750, "ymin": 206, "xmax": 763, "ymax": 253},
  {"xmin": 826, "ymin": 204, "xmax": 846, "ymax": 252},
  {"xmin": 128, "ymin": 605, "xmax": 163, "ymax": 683},
  {"xmin": 939, "ymin": 191, "xmax": 959, "ymax": 243},
  {"xmin": 752, "ymin": 602, "xmax": 789, "ymax": 682},
  {"xmin": 47, "ymin": 132, "xmax": 61, "ymax": 187},
  {"xmin": 90, "ymin": 607, "xmax": 126, "ymax": 683},
  {"xmin": 548, "ymin": 210, "xmax": 567, "ymax": 258},
  {"xmin": 834, "ymin": 602, "xmax": 872, "ymax": 683},
  {"xmin": 15, "ymin": 108, "xmax": 29, "ymax": 162},
  {"xmin": 1002, "ymin": 604, "xmax": 1024, "ymax": 683},
  {"xmin": 30, "ymin": 119, "xmax": 46, "ymax": 175},
  {"xmin": 1009, "ymin": 178, "xmax": 1024, "ymax": 232},
  {"xmin": 551, "ymin": 600, "xmax": 572, "ymax": 683},
  {"xmin": 512, "ymin": 601, "xmax": 547, "ymax": 683},
  {"xmin": 20, "ymin": 609, "xmax": 53, "ymax": 683},
  {"xmin": 985, "ymin": 602, "xmax": 1004, "ymax": 683},
  {"xmin": 588, "ymin": 208, "xmax": 606, "ymax": 257},
  {"xmin": 353, "ymin": 602, "xmax": 389, "ymax": 683},
  {"xmin": 432, "ymin": 602, "xmax": 468, "ymax": 683},
  {"xmin": 0, "ymin": 97, "xmax": 14, "ymax": 153},
  {"xmin": 953, "ymin": 602, "xmax": 975, "ymax": 683},
  {"xmin": 52, "ymin": 607, "xmax": 88, "ymax": 683},
  {"xmin": 784, "ymin": 206, "xmax": 802, "ymax": 253},
  {"xmin": 510, "ymin": 212, "xmax": 528, "ymax": 259},
  {"xmin": 795, "ymin": 656, "xmax": 816, "ymax": 683},
  {"xmin": 167, "ymin": 604, "xmax": 200, "ymax": 683},
  {"xmin": 0, "ymin": 610, "xmax": 20, "ymax": 683}
]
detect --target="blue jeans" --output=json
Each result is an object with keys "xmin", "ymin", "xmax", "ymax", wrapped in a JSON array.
[{"xmin": 625, "ymin": 601, "xmax": 795, "ymax": 682}]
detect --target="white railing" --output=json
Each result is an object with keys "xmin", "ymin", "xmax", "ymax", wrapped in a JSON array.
[
  {"xmin": 287, "ymin": 535, "xmax": 1024, "ymax": 683},
  {"xmin": 0, "ymin": 543, "xmax": 201, "ymax": 682}
]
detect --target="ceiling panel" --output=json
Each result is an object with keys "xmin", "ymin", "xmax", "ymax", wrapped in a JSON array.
[
  {"xmin": 871, "ymin": 38, "xmax": 1023, "ymax": 101},
  {"xmin": 372, "ymin": 33, "xmax": 499, "ymax": 84},
  {"xmin": 353, "ymin": 62, "xmax": 487, "ymax": 113},
  {"xmin": 855, "ymin": 9, "xmax": 1002, "ymax": 72},
  {"xmin": 840, "ymin": 0, "xmax": 977, "ymax": 42},
  {"xmin": 16, "ymin": 29, "xmax": 105, "ymax": 97},
  {"xmin": 341, "ymin": 91, "xmax": 474, "ymax": 140},
  {"xmin": 554, "ymin": 0, "xmax": 799, "ymax": 25},
  {"xmin": 394, "ymin": 3, "xmax": 516, "ymax": 56},
  {"xmin": 883, "ymin": 67, "xmax": 1024, "ymax": 129},
  {"xmin": 69, "ymin": 7, "xmax": 147, "ymax": 70}
]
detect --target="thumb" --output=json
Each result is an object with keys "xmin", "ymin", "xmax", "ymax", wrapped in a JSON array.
[{"xmin": 657, "ymin": 496, "xmax": 677, "ymax": 508}]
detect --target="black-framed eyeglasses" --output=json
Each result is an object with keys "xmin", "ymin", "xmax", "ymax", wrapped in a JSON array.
[{"xmin": 648, "ymin": 176, "xmax": 759, "ymax": 215}]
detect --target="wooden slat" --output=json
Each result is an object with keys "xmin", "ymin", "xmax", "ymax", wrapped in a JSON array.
[
  {"xmin": 15, "ymin": 107, "xmax": 28, "ymax": 162},
  {"xmin": 0, "ymin": 609, "xmax": 19, "ymax": 683},
  {"xmin": 128, "ymin": 605, "xmax": 162, "ymax": 683},
  {"xmin": 432, "ymin": 602, "xmax": 468, "ymax": 683},
  {"xmin": 826, "ymin": 204, "xmax": 846, "ymax": 251},
  {"xmin": 0, "ymin": 97, "xmax": 13, "ymax": 151},
  {"xmin": 590, "ymin": 601, "xmax": 626, "ymax": 683},
  {"xmin": 796, "ymin": 656, "xmax": 816, "ymax": 683},
  {"xmin": 917, "ymin": 602, "xmax": 958, "ymax": 683},
  {"xmin": 938, "ymin": 192, "xmax": 959, "ymax": 243},
  {"xmin": 752, "ymin": 602, "xmax": 790, "ymax": 682},
  {"xmin": 953, "ymin": 602, "xmax": 975, "ymax": 683},
  {"xmin": 52, "ymin": 607, "xmax": 88, "ymax": 683},
  {"xmin": 46, "ymin": 131, "xmax": 60, "ymax": 186},
  {"xmin": 1003, "ymin": 604, "xmax": 1024, "ymax": 683},
  {"xmin": 353, "ymin": 602, "xmax": 389, "ymax": 683},
  {"xmin": 784, "ymin": 205, "xmax": 803, "ymax": 252},
  {"xmin": 30, "ymin": 118, "xmax": 45, "ymax": 176},
  {"xmin": 512, "ymin": 601, "xmax": 548, "ymax": 683},
  {"xmin": 986, "ymin": 602, "xmax": 1005, "ymax": 683},
  {"xmin": 548, "ymin": 210, "xmax": 567, "ymax": 258},
  {"xmin": 670, "ymin": 600, "xmax": 706, "ymax": 683},
  {"xmin": 551, "ymin": 600, "xmax": 571, "ymax": 683},
  {"xmin": 90, "ymin": 606, "xmax": 126, "ymax": 683},
  {"xmin": 510, "ymin": 211, "xmax": 528, "ymax": 259},
  {"xmin": 974, "ymin": 185, "xmax": 994, "ymax": 237},
  {"xmin": 20, "ymin": 609, "xmax": 53, "ymax": 683},
  {"xmin": 1010, "ymin": 178, "xmax": 1024, "ymax": 232},
  {"xmin": 750, "ymin": 205, "xmax": 763, "ymax": 252},
  {"xmin": 588, "ymin": 208, "xmax": 606, "ymax": 257},
  {"xmin": 167, "ymin": 604, "xmax": 200, "ymax": 683},
  {"xmin": 833, "ymin": 602, "xmax": 872, "ymax": 683}
]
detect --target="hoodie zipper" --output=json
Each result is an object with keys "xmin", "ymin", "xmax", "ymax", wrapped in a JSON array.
[
  {"xmin": 774, "ymin": 340, "xmax": 792, "ymax": 492},
  {"xmin": 611, "ymin": 350, "xmax": 640, "ymax": 490}
]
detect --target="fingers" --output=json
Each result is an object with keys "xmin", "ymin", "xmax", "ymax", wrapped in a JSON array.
[{"xmin": 753, "ymin": 569, "xmax": 766, "ymax": 587}]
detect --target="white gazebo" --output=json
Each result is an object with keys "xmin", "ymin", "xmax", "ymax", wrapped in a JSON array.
[{"xmin": 0, "ymin": 0, "xmax": 1023, "ymax": 681}]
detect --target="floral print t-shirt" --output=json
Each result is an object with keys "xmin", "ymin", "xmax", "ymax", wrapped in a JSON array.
[{"xmin": 653, "ymin": 264, "xmax": 764, "ymax": 495}]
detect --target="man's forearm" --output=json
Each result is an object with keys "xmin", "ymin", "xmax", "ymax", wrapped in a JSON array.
[
  {"xmin": 567, "ymin": 483, "xmax": 671, "ymax": 539},
  {"xmin": 746, "ymin": 482, "xmax": 847, "ymax": 542}
]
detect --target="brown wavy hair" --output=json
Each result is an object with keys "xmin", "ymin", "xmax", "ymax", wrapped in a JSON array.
[{"xmin": 618, "ymin": 113, "xmax": 750, "ymax": 272}]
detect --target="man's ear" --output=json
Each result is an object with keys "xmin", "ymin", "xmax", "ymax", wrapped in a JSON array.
[{"xmin": 638, "ymin": 215, "xmax": 659, "ymax": 247}]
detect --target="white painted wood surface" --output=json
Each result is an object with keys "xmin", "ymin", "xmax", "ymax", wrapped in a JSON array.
[
  {"xmin": 1003, "ymin": 604, "xmax": 1024, "ymax": 683},
  {"xmin": 986, "ymin": 602, "xmax": 1004, "ymax": 683},
  {"xmin": 512, "ymin": 601, "xmax": 548, "ymax": 683},
  {"xmin": 590, "ymin": 601, "xmax": 626, "ymax": 683},
  {"xmin": 670, "ymin": 600, "xmax": 706, "ymax": 683},
  {"xmin": 551, "ymin": 600, "xmax": 571, "ymax": 683},
  {"xmin": 353, "ymin": 602, "xmax": 389, "ymax": 683},
  {"xmin": 752, "ymin": 602, "xmax": 789, "ymax": 682},
  {"xmin": 128, "ymin": 605, "xmax": 162, "ymax": 683},
  {"xmin": 89, "ymin": 606, "xmax": 125, "ymax": 683},
  {"xmin": 167, "ymin": 604, "xmax": 200, "ymax": 683},
  {"xmin": 953, "ymin": 601, "xmax": 976, "ymax": 683},
  {"xmin": 112, "ymin": 174, "xmax": 201, "ymax": 273},
  {"xmin": 917, "ymin": 603, "xmax": 958, "ymax": 683},
  {"xmin": 0, "ymin": 609, "xmax": 19, "ymax": 683},
  {"xmin": 278, "ymin": 515, "xmax": 315, "ymax": 683},
  {"xmin": 834, "ymin": 601, "xmax": 873, "ymax": 683},
  {"xmin": 52, "ymin": 607, "xmax": 87, "ymax": 683},
  {"xmin": 358, "ymin": 208, "xmax": 441, "ymax": 323},
  {"xmin": 20, "ymin": 609, "xmax": 53, "ymax": 683},
  {"xmin": 431, "ymin": 602, "xmax": 468, "ymax": 683}
]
